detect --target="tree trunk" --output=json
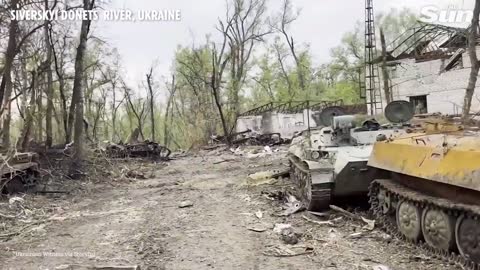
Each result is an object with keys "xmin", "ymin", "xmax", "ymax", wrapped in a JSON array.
[
  {"xmin": 463, "ymin": 1, "xmax": 480, "ymax": 123},
  {"xmin": 1, "ymin": 75, "xmax": 13, "ymax": 148},
  {"xmin": 146, "ymin": 70, "xmax": 155, "ymax": 141},
  {"xmin": 44, "ymin": 0, "xmax": 54, "ymax": 147},
  {"xmin": 36, "ymin": 81, "xmax": 43, "ymax": 142},
  {"xmin": 111, "ymin": 82, "xmax": 117, "ymax": 142},
  {"xmin": 19, "ymin": 71, "xmax": 37, "ymax": 151},
  {"xmin": 380, "ymin": 28, "xmax": 392, "ymax": 104},
  {"xmin": 72, "ymin": 0, "xmax": 95, "ymax": 169},
  {"xmin": 164, "ymin": 75, "xmax": 176, "ymax": 146},
  {"xmin": 0, "ymin": 0, "xmax": 20, "ymax": 148},
  {"xmin": 0, "ymin": 0, "xmax": 19, "ymax": 113}
]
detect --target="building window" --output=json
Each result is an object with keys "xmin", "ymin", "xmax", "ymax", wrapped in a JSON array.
[{"xmin": 410, "ymin": 95, "xmax": 428, "ymax": 114}]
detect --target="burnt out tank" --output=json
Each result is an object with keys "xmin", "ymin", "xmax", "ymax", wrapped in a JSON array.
[
  {"xmin": 288, "ymin": 103, "xmax": 411, "ymax": 211},
  {"xmin": 367, "ymin": 102, "xmax": 480, "ymax": 267},
  {"xmin": 0, "ymin": 152, "xmax": 40, "ymax": 194}
]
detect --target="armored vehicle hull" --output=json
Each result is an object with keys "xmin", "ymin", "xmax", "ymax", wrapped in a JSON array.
[{"xmin": 368, "ymin": 131, "xmax": 480, "ymax": 268}]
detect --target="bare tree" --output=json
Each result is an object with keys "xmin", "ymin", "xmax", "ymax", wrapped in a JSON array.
[
  {"xmin": 273, "ymin": 38, "xmax": 293, "ymax": 97},
  {"xmin": 276, "ymin": 0, "xmax": 306, "ymax": 91},
  {"xmin": 146, "ymin": 67, "xmax": 156, "ymax": 141},
  {"xmin": 210, "ymin": 29, "xmax": 231, "ymax": 143},
  {"xmin": 164, "ymin": 75, "xmax": 176, "ymax": 146},
  {"xmin": 463, "ymin": 0, "xmax": 480, "ymax": 122},
  {"xmin": 224, "ymin": 0, "xmax": 271, "ymax": 116}
]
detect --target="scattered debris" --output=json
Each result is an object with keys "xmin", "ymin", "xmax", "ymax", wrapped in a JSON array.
[
  {"xmin": 212, "ymin": 129, "xmax": 290, "ymax": 147},
  {"xmin": 55, "ymin": 265, "xmax": 141, "ymax": 270},
  {"xmin": 277, "ymin": 225, "xmax": 299, "ymax": 245},
  {"xmin": 302, "ymin": 215, "xmax": 336, "ymax": 227},
  {"xmin": 273, "ymin": 223, "xmax": 292, "ymax": 234},
  {"xmin": 178, "ymin": 201, "xmax": 194, "ymax": 208},
  {"xmin": 349, "ymin": 232, "xmax": 365, "ymax": 239},
  {"xmin": 247, "ymin": 223, "xmax": 270, "ymax": 233},
  {"xmin": 330, "ymin": 205, "xmax": 375, "ymax": 229},
  {"xmin": 245, "ymin": 171, "xmax": 278, "ymax": 186},
  {"xmin": 308, "ymin": 211, "xmax": 330, "ymax": 218},
  {"xmin": 125, "ymin": 170, "xmax": 147, "ymax": 180},
  {"xmin": 372, "ymin": 265, "xmax": 393, "ymax": 270},
  {"xmin": 362, "ymin": 216, "xmax": 376, "ymax": 231},
  {"xmin": 276, "ymin": 194, "xmax": 304, "ymax": 216},
  {"xmin": 263, "ymin": 245, "xmax": 314, "ymax": 257},
  {"xmin": 213, "ymin": 158, "xmax": 236, "ymax": 164},
  {"xmin": 255, "ymin": 210, "xmax": 263, "ymax": 219}
]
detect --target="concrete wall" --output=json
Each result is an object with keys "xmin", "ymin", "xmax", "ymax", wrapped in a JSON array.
[
  {"xmin": 236, "ymin": 109, "xmax": 321, "ymax": 139},
  {"xmin": 386, "ymin": 48, "xmax": 480, "ymax": 115}
]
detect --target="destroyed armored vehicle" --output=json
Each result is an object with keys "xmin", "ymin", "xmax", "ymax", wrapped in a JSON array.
[
  {"xmin": 367, "ymin": 103, "xmax": 480, "ymax": 266},
  {"xmin": 106, "ymin": 141, "xmax": 171, "ymax": 160},
  {"xmin": 0, "ymin": 152, "xmax": 40, "ymax": 194},
  {"xmin": 288, "ymin": 102, "xmax": 413, "ymax": 210}
]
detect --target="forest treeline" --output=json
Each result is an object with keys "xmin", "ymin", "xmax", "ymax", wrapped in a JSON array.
[{"xmin": 0, "ymin": 0, "xmax": 418, "ymax": 162}]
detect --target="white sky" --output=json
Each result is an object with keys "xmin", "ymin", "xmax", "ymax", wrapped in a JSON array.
[{"xmin": 95, "ymin": 0, "xmax": 474, "ymax": 89}]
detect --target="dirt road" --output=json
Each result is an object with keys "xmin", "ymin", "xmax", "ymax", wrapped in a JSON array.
[{"xmin": 0, "ymin": 149, "xmax": 459, "ymax": 270}]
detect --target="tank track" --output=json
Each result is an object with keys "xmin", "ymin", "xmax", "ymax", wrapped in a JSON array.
[
  {"xmin": 289, "ymin": 158, "xmax": 332, "ymax": 211},
  {"xmin": 369, "ymin": 179, "xmax": 480, "ymax": 270}
]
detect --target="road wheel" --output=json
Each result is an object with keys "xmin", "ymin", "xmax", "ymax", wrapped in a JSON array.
[
  {"xmin": 396, "ymin": 200, "xmax": 422, "ymax": 242},
  {"xmin": 422, "ymin": 208, "xmax": 456, "ymax": 251},
  {"xmin": 456, "ymin": 215, "xmax": 480, "ymax": 263}
]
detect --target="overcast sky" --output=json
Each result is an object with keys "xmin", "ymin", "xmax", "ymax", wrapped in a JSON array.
[{"xmin": 95, "ymin": 0, "xmax": 474, "ymax": 88}]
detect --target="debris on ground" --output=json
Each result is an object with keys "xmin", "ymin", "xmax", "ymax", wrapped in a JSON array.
[
  {"xmin": 276, "ymin": 194, "xmax": 304, "ymax": 216},
  {"xmin": 178, "ymin": 201, "xmax": 194, "ymax": 208},
  {"xmin": 255, "ymin": 210, "xmax": 263, "ymax": 219},
  {"xmin": 330, "ymin": 205, "xmax": 375, "ymax": 230},
  {"xmin": 55, "ymin": 265, "xmax": 141, "ymax": 270},
  {"xmin": 125, "ymin": 170, "xmax": 147, "ymax": 180},
  {"xmin": 245, "ymin": 171, "xmax": 278, "ymax": 186},
  {"xmin": 247, "ymin": 223, "xmax": 270, "ymax": 233},
  {"xmin": 372, "ymin": 265, "xmax": 393, "ymax": 270},
  {"xmin": 302, "ymin": 215, "xmax": 339, "ymax": 227},
  {"xmin": 263, "ymin": 245, "xmax": 314, "ymax": 257},
  {"xmin": 211, "ymin": 129, "xmax": 291, "ymax": 147},
  {"xmin": 273, "ymin": 223, "xmax": 292, "ymax": 234},
  {"xmin": 275, "ymin": 225, "xmax": 299, "ymax": 245}
]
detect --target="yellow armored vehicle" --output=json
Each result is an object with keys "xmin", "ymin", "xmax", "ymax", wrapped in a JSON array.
[{"xmin": 368, "ymin": 102, "xmax": 480, "ymax": 267}]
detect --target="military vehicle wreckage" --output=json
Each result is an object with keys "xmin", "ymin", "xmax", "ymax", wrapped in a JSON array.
[
  {"xmin": 281, "ymin": 100, "xmax": 480, "ymax": 267},
  {"xmin": 287, "ymin": 101, "xmax": 412, "ymax": 211},
  {"xmin": 368, "ymin": 111, "xmax": 480, "ymax": 267},
  {"xmin": 0, "ymin": 152, "xmax": 40, "ymax": 194}
]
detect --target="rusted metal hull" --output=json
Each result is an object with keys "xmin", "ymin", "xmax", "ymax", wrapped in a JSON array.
[{"xmin": 368, "ymin": 132, "xmax": 480, "ymax": 192}]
